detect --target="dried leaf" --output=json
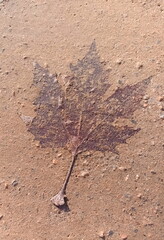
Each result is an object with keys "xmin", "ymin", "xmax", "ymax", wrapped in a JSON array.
[{"xmin": 27, "ymin": 41, "xmax": 151, "ymax": 208}]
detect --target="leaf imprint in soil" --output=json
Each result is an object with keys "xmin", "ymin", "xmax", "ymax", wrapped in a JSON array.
[{"xmin": 26, "ymin": 41, "xmax": 151, "ymax": 209}]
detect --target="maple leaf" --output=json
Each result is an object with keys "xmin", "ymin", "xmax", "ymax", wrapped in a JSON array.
[{"xmin": 27, "ymin": 41, "xmax": 151, "ymax": 208}]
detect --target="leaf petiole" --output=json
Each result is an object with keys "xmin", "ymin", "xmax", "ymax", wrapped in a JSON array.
[{"xmin": 51, "ymin": 150, "xmax": 77, "ymax": 207}]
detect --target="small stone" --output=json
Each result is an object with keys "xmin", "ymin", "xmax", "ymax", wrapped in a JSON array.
[
  {"xmin": 158, "ymin": 96, "xmax": 164, "ymax": 102},
  {"xmin": 0, "ymin": 214, "xmax": 3, "ymax": 220},
  {"xmin": 136, "ymin": 62, "xmax": 143, "ymax": 69},
  {"xmin": 108, "ymin": 230, "xmax": 114, "ymax": 236},
  {"xmin": 122, "ymin": 13, "xmax": 128, "ymax": 18},
  {"xmin": 52, "ymin": 159, "xmax": 58, "ymax": 165},
  {"xmin": 44, "ymin": 63, "xmax": 48, "ymax": 68},
  {"xmin": 98, "ymin": 230, "xmax": 105, "ymax": 238},
  {"xmin": 57, "ymin": 153, "xmax": 62, "ymax": 157},
  {"xmin": 159, "ymin": 113, "xmax": 164, "ymax": 119},
  {"xmin": 35, "ymin": 141, "xmax": 40, "ymax": 147},
  {"xmin": 150, "ymin": 170, "xmax": 156, "ymax": 174},
  {"xmin": 143, "ymin": 95, "xmax": 149, "ymax": 100},
  {"xmin": 0, "ymin": 48, "xmax": 5, "ymax": 53},
  {"xmin": 120, "ymin": 234, "xmax": 128, "ymax": 240},
  {"xmin": 116, "ymin": 58, "xmax": 123, "ymax": 65},
  {"xmin": 159, "ymin": 104, "xmax": 164, "ymax": 111},
  {"xmin": 124, "ymin": 193, "xmax": 132, "ymax": 200},
  {"xmin": 118, "ymin": 79, "xmax": 124, "ymax": 85},
  {"xmin": 135, "ymin": 174, "xmax": 140, "ymax": 180},
  {"xmin": 12, "ymin": 180, "xmax": 18, "ymax": 187},
  {"xmin": 137, "ymin": 193, "xmax": 142, "ymax": 198},
  {"xmin": 118, "ymin": 166, "xmax": 127, "ymax": 171},
  {"xmin": 150, "ymin": 140, "xmax": 155, "ymax": 146},
  {"xmin": 84, "ymin": 151, "xmax": 92, "ymax": 157},
  {"xmin": 125, "ymin": 174, "xmax": 129, "ymax": 181},
  {"xmin": 142, "ymin": 103, "xmax": 148, "ymax": 108},
  {"xmin": 23, "ymin": 56, "xmax": 28, "ymax": 59},
  {"xmin": 20, "ymin": 114, "xmax": 34, "ymax": 124},
  {"xmin": 33, "ymin": 62, "xmax": 37, "ymax": 68},
  {"xmin": 79, "ymin": 170, "xmax": 89, "ymax": 178},
  {"xmin": 147, "ymin": 233, "xmax": 152, "ymax": 238},
  {"xmin": 112, "ymin": 165, "xmax": 117, "ymax": 171},
  {"xmin": 138, "ymin": 151, "xmax": 143, "ymax": 156},
  {"xmin": 12, "ymin": 90, "xmax": 16, "ymax": 96},
  {"xmin": 82, "ymin": 160, "xmax": 89, "ymax": 166}
]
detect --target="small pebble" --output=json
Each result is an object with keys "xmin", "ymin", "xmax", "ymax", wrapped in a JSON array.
[
  {"xmin": 116, "ymin": 58, "xmax": 123, "ymax": 65},
  {"xmin": 44, "ymin": 63, "xmax": 48, "ymax": 68},
  {"xmin": 120, "ymin": 234, "xmax": 128, "ymax": 240},
  {"xmin": 79, "ymin": 170, "xmax": 89, "ymax": 178},
  {"xmin": 136, "ymin": 62, "xmax": 143, "ymax": 69},
  {"xmin": 33, "ymin": 62, "xmax": 37, "ymax": 68},
  {"xmin": 57, "ymin": 153, "xmax": 62, "ymax": 157},
  {"xmin": 0, "ymin": 214, "xmax": 3, "ymax": 220},
  {"xmin": 0, "ymin": 48, "xmax": 5, "ymax": 53},
  {"xmin": 118, "ymin": 79, "xmax": 124, "ymax": 85},
  {"xmin": 118, "ymin": 166, "xmax": 127, "ymax": 171},
  {"xmin": 159, "ymin": 104, "xmax": 164, "ymax": 111},
  {"xmin": 52, "ymin": 159, "xmax": 58, "ymax": 165},
  {"xmin": 12, "ymin": 90, "xmax": 16, "ymax": 96},
  {"xmin": 108, "ymin": 230, "xmax": 114, "ymax": 236},
  {"xmin": 158, "ymin": 96, "xmax": 164, "ymax": 102},
  {"xmin": 124, "ymin": 193, "xmax": 132, "ymax": 200},
  {"xmin": 122, "ymin": 13, "xmax": 128, "ymax": 18},
  {"xmin": 84, "ymin": 151, "xmax": 92, "ymax": 157},
  {"xmin": 98, "ymin": 231, "xmax": 105, "ymax": 238},
  {"xmin": 143, "ymin": 95, "xmax": 149, "ymax": 100},
  {"xmin": 12, "ymin": 180, "xmax": 18, "ymax": 187},
  {"xmin": 35, "ymin": 141, "xmax": 40, "ymax": 147},
  {"xmin": 135, "ymin": 174, "xmax": 140, "ymax": 181},
  {"xmin": 137, "ymin": 193, "xmax": 142, "ymax": 198},
  {"xmin": 20, "ymin": 114, "xmax": 34, "ymax": 124},
  {"xmin": 82, "ymin": 160, "xmax": 89, "ymax": 166},
  {"xmin": 147, "ymin": 233, "xmax": 152, "ymax": 238},
  {"xmin": 125, "ymin": 175, "xmax": 129, "ymax": 181},
  {"xmin": 159, "ymin": 113, "xmax": 164, "ymax": 119},
  {"xmin": 112, "ymin": 165, "xmax": 117, "ymax": 171}
]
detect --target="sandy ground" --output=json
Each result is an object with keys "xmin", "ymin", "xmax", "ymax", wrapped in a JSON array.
[{"xmin": 0, "ymin": 0, "xmax": 164, "ymax": 239}]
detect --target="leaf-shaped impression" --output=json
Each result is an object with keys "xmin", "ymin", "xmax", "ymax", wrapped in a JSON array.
[{"xmin": 28, "ymin": 41, "xmax": 151, "ymax": 208}]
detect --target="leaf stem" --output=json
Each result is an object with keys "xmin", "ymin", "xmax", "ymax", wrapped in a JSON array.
[
  {"xmin": 51, "ymin": 149, "xmax": 78, "ymax": 207},
  {"xmin": 61, "ymin": 150, "xmax": 77, "ymax": 193}
]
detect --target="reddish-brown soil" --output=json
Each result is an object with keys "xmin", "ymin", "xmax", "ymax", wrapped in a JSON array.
[{"xmin": 0, "ymin": 0, "xmax": 163, "ymax": 239}]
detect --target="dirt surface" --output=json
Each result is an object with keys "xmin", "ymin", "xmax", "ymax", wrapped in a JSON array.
[{"xmin": 0, "ymin": 0, "xmax": 164, "ymax": 240}]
